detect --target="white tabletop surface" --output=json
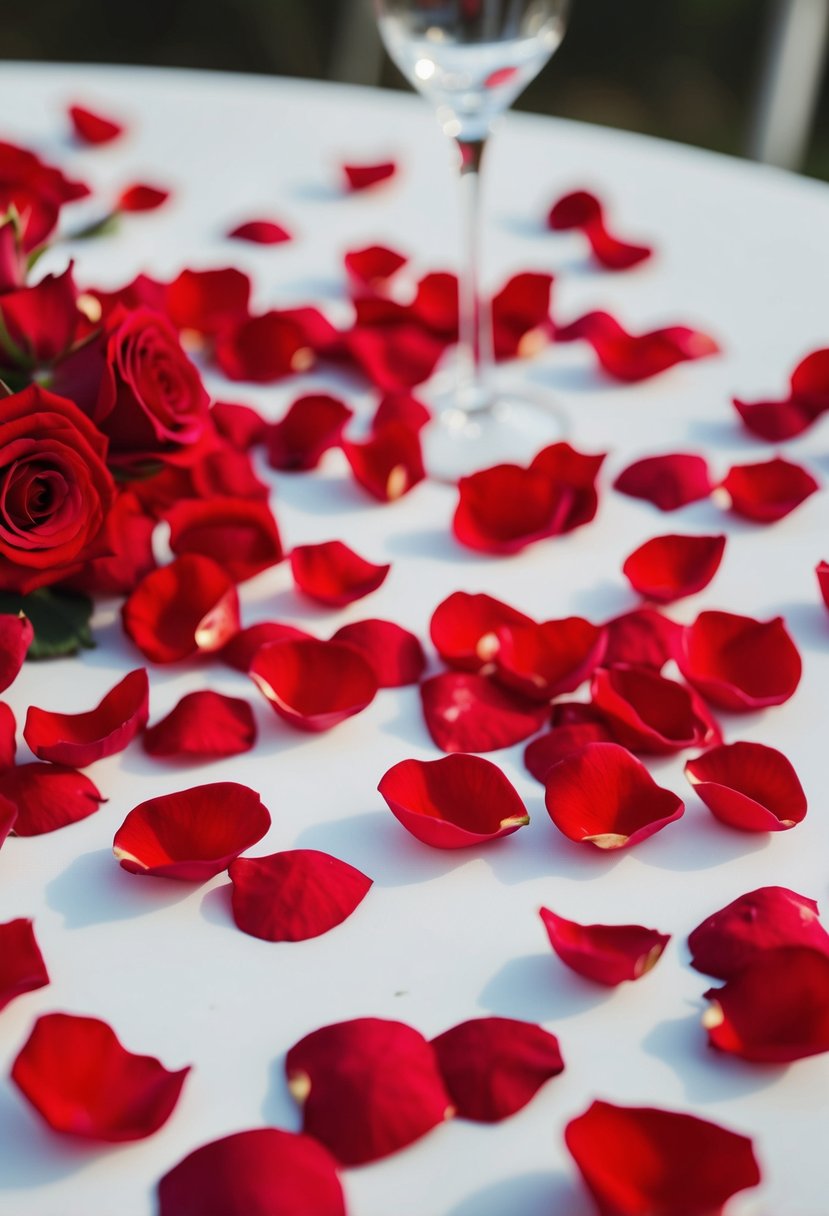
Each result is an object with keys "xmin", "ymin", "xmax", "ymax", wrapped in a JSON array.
[{"xmin": 1, "ymin": 61, "xmax": 829, "ymax": 1216}]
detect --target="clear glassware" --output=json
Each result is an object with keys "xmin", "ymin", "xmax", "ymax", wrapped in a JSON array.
[{"xmin": 373, "ymin": 0, "xmax": 571, "ymax": 479}]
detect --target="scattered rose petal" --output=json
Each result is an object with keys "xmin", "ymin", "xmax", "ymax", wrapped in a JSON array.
[
  {"xmin": 285, "ymin": 1017, "xmax": 451, "ymax": 1165},
  {"xmin": 157, "ymin": 1128, "xmax": 346, "ymax": 1216},
  {"xmin": 718, "ymin": 456, "xmax": 819, "ymax": 523},
  {"xmin": 1, "ymin": 764, "xmax": 104, "ymax": 836},
  {"xmin": 228, "ymin": 219, "xmax": 291, "ymax": 244},
  {"xmin": 430, "ymin": 591, "xmax": 535, "ymax": 672},
  {"xmin": 343, "ymin": 161, "xmax": 397, "ymax": 191},
  {"xmin": 674, "ymin": 610, "xmax": 802, "ymax": 711},
  {"xmin": 790, "ymin": 346, "xmax": 829, "ymax": 408},
  {"xmin": 733, "ymin": 395, "xmax": 821, "ymax": 441},
  {"xmin": 290, "ymin": 541, "xmax": 390, "ymax": 606},
  {"xmin": 267, "ymin": 395, "xmax": 353, "ymax": 471},
  {"xmin": 122, "ymin": 555, "xmax": 240, "ymax": 664},
  {"xmin": 688, "ymin": 886, "xmax": 829, "ymax": 979},
  {"xmin": 591, "ymin": 664, "xmax": 720, "ymax": 755},
  {"xmin": 372, "ymin": 392, "xmax": 431, "ymax": 433},
  {"xmin": 524, "ymin": 723, "xmax": 613, "ymax": 783},
  {"xmin": 347, "ymin": 321, "xmax": 446, "ymax": 392},
  {"xmin": 166, "ymin": 498, "xmax": 283, "ymax": 583},
  {"xmin": 0, "ymin": 613, "xmax": 34, "ymax": 691},
  {"xmin": 411, "ymin": 272, "xmax": 458, "ymax": 337},
  {"xmin": 540, "ymin": 907, "xmax": 669, "ymax": 985},
  {"xmin": 453, "ymin": 464, "xmax": 570, "ymax": 554},
  {"xmin": 603, "ymin": 607, "xmax": 681, "ymax": 669},
  {"xmin": 345, "ymin": 244, "xmax": 407, "ymax": 290},
  {"xmin": 143, "ymin": 691, "xmax": 256, "ymax": 760},
  {"xmin": 684, "ymin": 740, "xmax": 806, "ymax": 832},
  {"xmin": 23, "ymin": 668, "xmax": 149, "ymax": 767},
  {"xmin": 229, "ymin": 850, "xmax": 372, "ymax": 942},
  {"xmin": 68, "ymin": 104, "xmax": 124, "ymax": 145},
  {"xmin": 0, "ymin": 918, "xmax": 49, "ymax": 1011},
  {"xmin": 493, "ymin": 617, "xmax": 607, "ymax": 701},
  {"xmin": 211, "ymin": 401, "xmax": 267, "ymax": 451},
  {"xmin": 117, "ymin": 183, "xmax": 169, "ymax": 212},
  {"xmin": 331, "ymin": 619, "xmax": 425, "ymax": 686},
  {"xmin": 544, "ymin": 741, "xmax": 684, "ymax": 849},
  {"xmin": 622, "ymin": 533, "xmax": 726, "ymax": 603},
  {"xmin": 0, "ymin": 791, "xmax": 16, "ymax": 846},
  {"xmin": 250, "ymin": 639, "xmax": 377, "ymax": 732},
  {"xmin": 192, "ymin": 445, "xmax": 269, "ymax": 502},
  {"xmin": 491, "ymin": 272, "xmax": 554, "ymax": 359},
  {"xmin": 68, "ymin": 489, "xmax": 157, "ymax": 597},
  {"xmin": 556, "ymin": 311, "xmax": 718, "ymax": 381},
  {"xmin": 565, "ymin": 1099, "xmax": 761, "ymax": 1216},
  {"xmin": 113, "ymin": 782, "xmax": 270, "ymax": 881},
  {"xmin": 378, "ymin": 754, "xmax": 529, "ymax": 849},
  {"xmin": 529, "ymin": 442, "xmax": 606, "ymax": 532},
  {"xmin": 166, "ymin": 268, "xmax": 251, "ymax": 336},
  {"xmin": 421, "ymin": 672, "xmax": 548, "ymax": 753},
  {"xmin": 547, "ymin": 189, "xmax": 652, "ymax": 270},
  {"xmin": 819, "ymin": 560, "xmax": 829, "ymax": 611},
  {"xmin": 215, "ymin": 312, "xmax": 312, "ymax": 382},
  {"xmin": 614, "ymin": 452, "xmax": 713, "ymax": 510},
  {"xmin": 431, "ymin": 1017, "xmax": 563, "ymax": 1121},
  {"xmin": 220, "ymin": 622, "xmax": 313, "ymax": 673},
  {"xmin": 342, "ymin": 421, "xmax": 425, "ymax": 501},
  {"xmin": 12, "ymin": 1012, "xmax": 189, "ymax": 1141}
]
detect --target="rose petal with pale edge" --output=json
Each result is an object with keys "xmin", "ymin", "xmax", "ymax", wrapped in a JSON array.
[
  {"xmin": 703, "ymin": 946, "xmax": 829, "ymax": 1062},
  {"xmin": 614, "ymin": 452, "xmax": 713, "ymax": 511},
  {"xmin": 68, "ymin": 103, "xmax": 124, "ymax": 144},
  {"xmin": 378, "ymin": 753, "xmax": 529, "ymax": 849},
  {"xmin": 166, "ymin": 497, "xmax": 283, "ymax": 584},
  {"xmin": 267, "ymin": 395, "xmax": 353, "ymax": 471},
  {"xmin": 372, "ymin": 392, "xmax": 431, "ymax": 433},
  {"xmin": 420, "ymin": 672, "xmax": 548, "ymax": 753},
  {"xmin": 493, "ymin": 617, "xmax": 607, "ymax": 702},
  {"xmin": 453, "ymin": 464, "xmax": 571, "ymax": 554},
  {"xmin": 0, "ymin": 918, "xmax": 48, "ymax": 1010},
  {"xmin": 143, "ymin": 691, "xmax": 256, "ymax": 760},
  {"xmin": 12, "ymin": 1012, "xmax": 189, "ymax": 1141},
  {"xmin": 343, "ymin": 161, "xmax": 397, "ymax": 191},
  {"xmin": 229, "ymin": 850, "xmax": 372, "ymax": 942},
  {"xmin": 819, "ymin": 560, "xmax": 829, "ymax": 610},
  {"xmin": 228, "ymin": 219, "xmax": 291, "ymax": 244},
  {"xmin": 347, "ymin": 322, "xmax": 446, "ymax": 392},
  {"xmin": 285, "ymin": 1017, "xmax": 451, "ymax": 1165},
  {"xmin": 250, "ymin": 638, "xmax": 377, "ymax": 732},
  {"xmin": 166, "ymin": 267, "xmax": 251, "ymax": 335},
  {"xmin": 524, "ymin": 723, "xmax": 613, "ymax": 784},
  {"xmin": 622, "ymin": 533, "xmax": 726, "ymax": 603},
  {"xmin": 529, "ymin": 441, "xmax": 606, "ymax": 533},
  {"xmin": 547, "ymin": 190, "xmax": 653, "ymax": 270},
  {"xmin": 122, "ymin": 555, "xmax": 240, "ymax": 664},
  {"xmin": 544, "ymin": 741, "xmax": 684, "ymax": 850},
  {"xmin": 684, "ymin": 740, "xmax": 806, "ymax": 832},
  {"xmin": 540, "ymin": 907, "xmax": 669, "ymax": 986},
  {"xmin": 23, "ymin": 668, "xmax": 149, "ymax": 767},
  {"xmin": 790, "ymin": 346, "xmax": 829, "ymax": 407},
  {"xmin": 0, "ymin": 613, "xmax": 33, "ymax": 691},
  {"xmin": 344, "ymin": 244, "xmax": 407, "ymax": 289},
  {"xmin": 2, "ymin": 764, "xmax": 104, "ymax": 836},
  {"xmin": 220, "ymin": 623, "xmax": 313, "ymax": 673},
  {"xmin": 431, "ymin": 1017, "xmax": 563, "ymax": 1122},
  {"xmin": 603, "ymin": 608, "xmax": 681, "ymax": 670},
  {"xmin": 733, "ymin": 395, "xmax": 821, "ymax": 441},
  {"xmin": 113, "ymin": 782, "xmax": 270, "ymax": 881},
  {"xmin": 117, "ymin": 183, "xmax": 169, "ymax": 212},
  {"xmin": 157, "ymin": 1128, "xmax": 346, "ymax": 1216},
  {"xmin": 342, "ymin": 421, "xmax": 425, "ymax": 501},
  {"xmin": 491, "ymin": 272, "xmax": 554, "ymax": 360},
  {"xmin": 555, "ymin": 311, "xmax": 719, "ymax": 381},
  {"xmin": 290, "ymin": 540, "xmax": 390, "ymax": 607},
  {"xmin": 430, "ymin": 591, "xmax": 535, "ymax": 672},
  {"xmin": 591, "ymin": 664, "xmax": 720, "ymax": 755},
  {"xmin": 565, "ymin": 1099, "xmax": 761, "ymax": 1216},
  {"xmin": 215, "ymin": 313, "xmax": 312, "ymax": 383},
  {"xmin": 674, "ymin": 610, "xmax": 802, "ymax": 711},
  {"xmin": 718, "ymin": 456, "xmax": 819, "ymax": 523},
  {"xmin": 331, "ymin": 619, "xmax": 425, "ymax": 687},
  {"xmin": 211, "ymin": 401, "xmax": 267, "ymax": 450},
  {"xmin": 412, "ymin": 272, "xmax": 458, "ymax": 336},
  {"xmin": 688, "ymin": 886, "xmax": 829, "ymax": 979}
]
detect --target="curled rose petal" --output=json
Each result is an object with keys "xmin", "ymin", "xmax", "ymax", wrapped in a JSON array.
[
  {"xmin": 430, "ymin": 591, "xmax": 535, "ymax": 672},
  {"xmin": 157, "ymin": 1128, "xmax": 346, "ymax": 1216},
  {"xmin": 547, "ymin": 189, "xmax": 652, "ymax": 271},
  {"xmin": 412, "ymin": 272, "xmax": 458, "ymax": 337},
  {"xmin": 372, "ymin": 392, "xmax": 431, "ymax": 433},
  {"xmin": 342, "ymin": 421, "xmax": 425, "ymax": 501},
  {"xmin": 12, "ymin": 1012, "xmax": 189, "ymax": 1141},
  {"xmin": 220, "ymin": 622, "xmax": 313, "ymax": 673},
  {"xmin": 688, "ymin": 886, "xmax": 829, "ymax": 979},
  {"xmin": 703, "ymin": 946, "xmax": 829, "ymax": 1062},
  {"xmin": 790, "ymin": 346, "xmax": 829, "ymax": 408},
  {"xmin": 331, "ymin": 619, "xmax": 425, "ymax": 687},
  {"xmin": 544, "ymin": 741, "xmax": 684, "ymax": 849},
  {"xmin": 674, "ymin": 610, "xmax": 802, "ymax": 711},
  {"xmin": 733, "ymin": 395, "xmax": 821, "ymax": 441},
  {"xmin": 540, "ymin": 907, "xmax": 669, "ymax": 985},
  {"xmin": 493, "ymin": 617, "xmax": 607, "ymax": 702},
  {"xmin": 491, "ymin": 272, "xmax": 554, "ymax": 359},
  {"xmin": 819, "ymin": 560, "xmax": 829, "ymax": 611},
  {"xmin": 524, "ymin": 723, "xmax": 613, "ymax": 783},
  {"xmin": 122, "ymin": 555, "xmax": 240, "ymax": 664},
  {"xmin": 603, "ymin": 607, "xmax": 681, "ymax": 670},
  {"xmin": 290, "ymin": 540, "xmax": 390, "ymax": 606},
  {"xmin": 431, "ymin": 1017, "xmax": 563, "ymax": 1122},
  {"xmin": 684, "ymin": 740, "xmax": 806, "ymax": 832},
  {"xmin": 556, "ymin": 310, "xmax": 719, "ymax": 381},
  {"xmin": 343, "ymin": 161, "xmax": 397, "ymax": 191},
  {"xmin": 113, "ymin": 782, "xmax": 270, "ymax": 881},
  {"xmin": 347, "ymin": 322, "xmax": 446, "ymax": 392},
  {"xmin": 23, "ymin": 668, "xmax": 149, "ymax": 767},
  {"xmin": 420, "ymin": 672, "xmax": 548, "ymax": 753},
  {"xmin": 717, "ymin": 456, "xmax": 819, "ymax": 523},
  {"xmin": 529, "ymin": 441, "xmax": 606, "ymax": 533},
  {"xmin": 591, "ymin": 664, "xmax": 720, "ymax": 755},
  {"xmin": 622, "ymin": 533, "xmax": 726, "ymax": 603},
  {"xmin": 229, "ymin": 850, "xmax": 372, "ymax": 941},
  {"xmin": 166, "ymin": 267, "xmax": 251, "ymax": 336},
  {"xmin": 167, "ymin": 497, "xmax": 283, "ymax": 583},
  {"xmin": 565, "ymin": 1099, "xmax": 761, "ymax": 1216},
  {"xmin": 143, "ymin": 691, "xmax": 256, "ymax": 760},
  {"xmin": 267, "ymin": 395, "xmax": 353, "ymax": 471},
  {"xmin": 0, "ymin": 792, "xmax": 16, "ymax": 847},
  {"xmin": 285, "ymin": 1017, "xmax": 451, "ymax": 1165},
  {"xmin": 211, "ymin": 401, "xmax": 267, "ymax": 451},
  {"xmin": 215, "ymin": 312, "xmax": 313, "ymax": 383},
  {"xmin": 228, "ymin": 219, "xmax": 291, "ymax": 244},
  {"xmin": 0, "ymin": 918, "xmax": 49, "ymax": 1011},
  {"xmin": 453, "ymin": 464, "xmax": 570, "ymax": 554},
  {"xmin": 68, "ymin": 103, "xmax": 124, "ymax": 145},
  {"xmin": 1, "ymin": 764, "xmax": 104, "ymax": 836},
  {"xmin": 117, "ymin": 183, "xmax": 169, "ymax": 212},
  {"xmin": 613, "ymin": 452, "xmax": 713, "ymax": 511},
  {"xmin": 344, "ymin": 244, "xmax": 407, "ymax": 290},
  {"xmin": 0, "ymin": 698, "xmax": 18, "ymax": 767},
  {"xmin": 250, "ymin": 639, "xmax": 377, "ymax": 732},
  {"xmin": 378, "ymin": 754, "xmax": 529, "ymax": 849},
  {"xmin": 0, "ymin": 612, "xmax": 34, "ymax": 691}
]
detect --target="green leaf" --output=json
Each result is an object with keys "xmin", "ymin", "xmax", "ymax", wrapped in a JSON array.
[
  {"xmin": 0, "ymin": 588, "xmax": 95, "ymax": 659},
  {"xmin": 67, "ymin": 211, "xmax": 120, "ymax": 241}
]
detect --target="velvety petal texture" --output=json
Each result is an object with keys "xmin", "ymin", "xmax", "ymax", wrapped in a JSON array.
[
  {"xmin": 143, "ymin": 691, "xmax": 257, "ymax": 759},
  {"xmin": 0, "ymin": 613, "xmax": 34, "ymax": 691},
  {"xmin": 719, "ymin": 456, "xmax": 819, "ymax": 522},
  {"xmin": 540, "ymin": 907, "xmax": 669, "ymax": 985},
  {"xmin": 590, "ymin": 664, "xmax": 720, "ymax": 754},
  {"xmin": 1, "ymin": 764, "xmax": 105, "ymax": 835},
  {"xmin": 267, "ymin": 395, "xmax": 353, "ymax": 471},
  {"xmin": 122, "ymin": 555, "xmax": 240, "ymax": 663},
  {"xmin": 556, "ymin": 311, "xmax": 719, "ymax": 381},
  {"xmin": 430, "ymin": 591, "xmax": 534, "ymax": 672},
  {"xmin": 23, "ymin": 668, "xmax": 149, "ymax": 767},
  {"xmin": 493, "ymin": 617, "xmax": 607, "ymax": 701},
  {"xmin": 685, "ymin": 741, "xmax": 807, "ymax": 832},
  {"xmin": 250, "ymin": 639, "xmax": 377, "ymax": 731},
  {"xmin": 331, "ymin": 619, "xmax": 425, "ymax": 686},
  {"xmin": 166, "ymin": 498, "xmax": 283, "ymax": 583},
  {"xmin": 548, "ymin": 189, "xmax": 653, "ymax": 270},
  {"xmin": 689, "ymin": 886, "xmax": 829, "ymax": 979},
  {"xmin": 229, "ymin": 850, "xmax": 372, "ymax": 941},
  {"xmin": 290, "ymin": 541, "xmax": 390, "ymax": 606},
  {"xmin": 614, "ymin": 453, "xmax": 712, "ymax": 511},
  {"xmin": 674, "ymin": 610, "xmax": 802, "ymax": 711},
  {"xmin": 622, "ymin": 534, "xmax": 725, "ymax": 602},
  {"xmin": 420, "ymin": 673, "xmax": 548, "ymax": 753},
  {"xmin": 0, "ymin": 918, "xmax": 49, "ymax": 1011}
]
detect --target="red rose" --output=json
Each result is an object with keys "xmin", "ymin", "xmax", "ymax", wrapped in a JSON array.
[{"xmin": 0, "ymin": 385, "xmax": 115, "ymax": 594}]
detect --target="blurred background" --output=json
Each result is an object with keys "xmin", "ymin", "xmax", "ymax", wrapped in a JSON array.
[{"xmin": 4, "ymin": 0, "xmax": 828, "ymax": 178}]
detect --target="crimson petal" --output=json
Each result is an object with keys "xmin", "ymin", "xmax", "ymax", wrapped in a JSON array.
[
  {"xmin": 331, "ymin": 618, "xmax": 425, "ymax": 686},
  {"xmin": 454, "ymin": 464, "xmax": 570, "ymax": 554},
  {"xmin": 0, "ymin": 918, "xmax": 48, "ymax": 1010},
  {"xmin": 347, "ymin": 322, "xmax": 446, "ymax": 392},
  {"xmin": 556, "ymin": 310, "xmax": 718, "ymax": 381},
  {"xmin": 117, "ymin": 183, "xmax": 169, "ymax": 212},
  {"xmin": 290, "ymin": 540, "xmax": 390, "ymax": 606},
  {"xmin": 614, "ymin": 452, "xmax": 713, "ymax": 510},
  {"xmin": 228, "ymin": 219, "xmax": 291, "ymax": 244},
  {"xmin": 214, "ymin": 313, "xmax": 312, "ymax": 382},
  {"xmin": 493, "ymin": 617, "xmax": 607, "ymax": 701},
  {"xmin": 688, "ymin": 886, "xmax": 829, "ymax": 979},
  {"xmin": 372, "ymin": 392, "xmax": 431, "ymax": 433},
  {"xmin": 603, "ymin": 608, "xmax": 681, "ymax": 670},
  {"xmin": 548, "ymin": 190, "xmax": 652, "ymax": 271},
  {"xmin": 23, "ymin": 668, "xmax": 149, "ymax": 767},
  {"xmin": 267, "ymin": 395, "xmax": 353, "ymax": 471},
  {"xmin": 421, "ymin": 672, "xmax": 548, "ymax": 753},
  {"xmin": 529, "ymin": 441, "xmax": 606, "ymax": 533},
  {"xmin": 0, "ymin": 791, "xmax": 15, "ymax": 847},
  {"xmin": 167, "ymin": 497, "xmax": 283, "ymax": 583},
  {"xmin": 622, "ymin": 533, "xmax": 725, "ymax": 603},
  {"xmin": 229, "ymin": 850, "xmax": 372, "ymax": 941},
  {"xmin": 167, "ymin": 268, "xmax": 250, "ymax": 336},
  {"xmin": 733, "ymin": 395, "xmax": 820, "ymax": 441},
  {"xmin": 591, "ymin": 664, "xmax": 720, "ymax": 755},
  {"xmin": 342, "ymin": 421, "xmax": 425, "ymax": 501},
  {"xmin": 211, "ymin": 401, "xmax": 267, "ymax": 450},
  {"xmin": 344, "ymin": 244, "xmax": 407, "ymax": 289},
  {"xmin": 540, "ymin": 907, "xmax": 669, "ymax": 985},
  {"xmin": 250, "ymin": 638, "xmax": 377, "ymax": 731},
  {"xmin": 674, "ymin": 610, "xmax": 802, "ymax": 711},
  {"xmin": 122, "ymin": 555, "xmax": 240, "ymax": 664},
  {"xmin": 0, "ymin": 612, "xmax": 34, "ymax": 690},
  {"xmin": 68, "ymin": 103, "xmax": 123, "ymax": 144},
  {"xmin": 685, "ymin": 740, "xmax": 806, "ymax": 832},
  {"xmin": 524, "ymin": 723, "xmax": 613, "ymax": 783},
  {"xmin": 220, "ymin": 622, "xmax": 313, "ymax": 673},
  {"xmin": 143, "ymin": 691, "xmax": 256, "ymax": 760},
  {"xmin": 430, "ymin": 591, "xmax": 535, "ymax": 672},
  {"xmin": 491, "ymin": 272, "xmax": 554, "ymax": 360},
  {"xmin": 718, "ymin": 455, "xmax": 819, "ymax": 523},
  {"xmin": 343, "ymin": 161, "xmax": 397, "ymax": 191},
  {"xmin": 1, "ymin": 764, "xmax": 104, "ymax": 836},
  {"xmin": 819, "ymin": 560, "xmax": 829, "ymax": 611}
]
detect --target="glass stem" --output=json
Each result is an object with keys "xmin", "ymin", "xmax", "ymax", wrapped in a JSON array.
[{"xmin": 455, "ymin": 136, "xmax": 492, "ymax": 412}]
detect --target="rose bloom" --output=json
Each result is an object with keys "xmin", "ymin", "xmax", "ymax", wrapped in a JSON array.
[{"xmin": 0, "ymin": 385, "xmax": 115, "ymax": 594}]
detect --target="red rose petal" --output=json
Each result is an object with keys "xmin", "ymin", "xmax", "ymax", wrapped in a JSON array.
[
  {"xmin": 211, "ymin": 401, "xmax": 267, "ymax": 451},
  {"xmin": 614, "ymin": 452, "xmax": 713, "ymax": 510},
  {"xmin": 688, "ymin": 886, "xmax": 829, "ymax": 979},
  {"xmin": 342, "ymin": 421, "xmax": 425, "ymax": 501},
  {"xmin": 556, "ymin": 311, "xmax": 718, "ymax": 381},
  {"xmin": 544, "ymin": 741, "xmax": 684, "ymax": 850},
  {"xmin": 228, "ymin": 219, "xmax": 292, "ymax": 244},
  {"xmin": 113, "ymin": 782, "xmax": 270, "ymax": 881},
  {"xmin": 117, "ymin": 183, "xmax": 169, "ymax": 212},
  {"xmin": 23, "ymin": 668, "xmax": 149, "ymax": 768},
  {"xmin": 343, "ymin": 161, "xmax": 397, "ymax": 191},
  {"xmin": 0, "ymin": 791, "xmax": 16, "ymax": 846},
  {"xmin": 347, "ymin": 321, "xmax": 446, "ymax": 392},
  {"xmin": 733, "ymin": 395, "xmax": 821, "ymax": 441},
  {"xmin": 228, "ymin": 850, "xmax": 372, "ymax": 942},
  {"xmin": 290, "ymin": 540, "xmax": 390, "ymax": 607},
  {"xmin": 215, "ymin": 312, "xmax": 312, "ymax": 383},
  {"xmin": 0, "ymin": 918, "xmax": 49, "ymax": 1010},
  {"xmin": 524, "ymin": 723, "xmax": 614, "ymax": 783},
  {"xmin": 431, "ymin": 1017, "xmax": 563, "ymax": 1122},
  {"xmin": 220, "ymin": 622, "xmax": 313, "ymax": 673},
  {"xmin": 684, "ymin": 740, "xmax": 806, "ymax": 832},
  {"xmin": 529, "ymin": 441, "xmax": 606, "ymax": 533},
  {"xmin": 166, "ymin": 268, "xmax": 251, "ymax": 336},
  {"xmin": 167, "ymin": 498, "xmax": 283, "ymax": 584},
  {"xmin": 250, "ymin": 639, "xmax": 377, "ymax": 732},
  {"xmin": 69, "ymin": 489, "xmax": 157, "ymax": 597},
  {"xmin": 331, "ymin": 619, "xmax": 425, "ymax": 686},
  {"xmin": 143, "ymin": 691, "xmax": 256, "ymax": 760},
  {"xmin": 420, "ymin": 672, "xmax": 548, "ymax": 753},
  {"xmin": 603, "ymin": 607, "xmax": 681, "ymax": 670},
  {"xmin": 411, "ymin": 272, "xmax": 458, "ymax": 337},
  {"xmin": 0, "ymin": 612, "xmax": 34, "ymax": 691},
  {"xmin": 378, "ymin": 753, "xmax": 529, "ymax": 849},
  {"xmin": 703, "ymin": 946, "xmax": 829, "ymax": 1062},
  {"xmin": 1, "ymin": 764, "xmax": 104, "ymax": 836},
  {"xmin": 285, "ymin": 1017, "xmax": 451, "ymax": 1165},
  {"xmin": 267, "ymin": 395, "xmax": 353, "ymax": 471},
  {"xmin": 157, "ymin": 1128, "xmax": 346, "ymax": 1216},
  {"xmin": 122, "ymin": 555, "xmax": 240, "ymax": 664},
  {"xmin": 430, "ymin": 591, "xmax": 535, "ymax": 672},
  {"xmin": 540, "ymin": 907, "xmax": 669, "ymax": 985},
  {"xmin": 68, "ymin": 103, "xmax": 124, "ymax": 145},
  {"xmin": 453, "ymin": 464, "xmax": 570, "ymax": 554},
  {"xmin": 565, "ymin": 1099, "xmax": 761, "ymax": 1216},
  {"xmin": 790, "ymin": 346, "xmax": 829, "ymax": 407},
  {"xmin": 591, "ymin": 664, "xmax": 720, "ymax": 755},
  {"xmin": 718, "ymin": 456, "xmax": 819, "ymax": 523},
  {"xmin": 372, "ymin": 391, "xmax": 431, "ymax": 433},
  {"xmin": 548, "ymin": 190, "xmax": 653, "ymax": 271},
  {"xmin": 491, "ymin": 272, "xmax": 554, "ymax": 360},
  {"xmin": 12, "ymin": 1012, "xmax": 189, "ymax": 1141},
  {"xmin": 818, "ymin": 560, "xmax": 829, "ymax": 611},
  {"xmin": 344, "ymin": 244, "xmax": 408, "ymax": 290},
  {"xmin": 674, "ymin": 610, "xmax": 802, "ymax": 711},
  {"xmin": 191, "ymin": 445, "xmax": 269, "ymax": 502},
  {"xmin": 493, "ymin": 617, "xmax": 607, "ymax": 701},
  {"xmin": 622, "ymin": 533, "xmax": 726, "ymax": 603}
]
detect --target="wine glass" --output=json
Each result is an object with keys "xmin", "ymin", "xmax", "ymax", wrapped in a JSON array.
[{"xmin": 373, "ymin": 0, "xmax": 571, "ymax": 479}]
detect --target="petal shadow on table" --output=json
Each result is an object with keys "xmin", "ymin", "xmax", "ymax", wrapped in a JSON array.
[
  {"xmin": 447, "ymin": 1169, "xmax": 591, "ymax": 1216},
  {"xmin": 0, "ymin": 1084, "xmax": 115, "ymax": 1191},
  {"xmin": 478, "ymin": 951, "xmax": 615, "ymax": 1024},
  {"xmin": 45, "ymin": 848, "xmax": 195, "ymax": 928}
]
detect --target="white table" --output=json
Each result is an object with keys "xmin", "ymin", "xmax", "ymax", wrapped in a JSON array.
[{"xmin": 1, "ymin": 61, "xmax": 829, "ymax": 1216}]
